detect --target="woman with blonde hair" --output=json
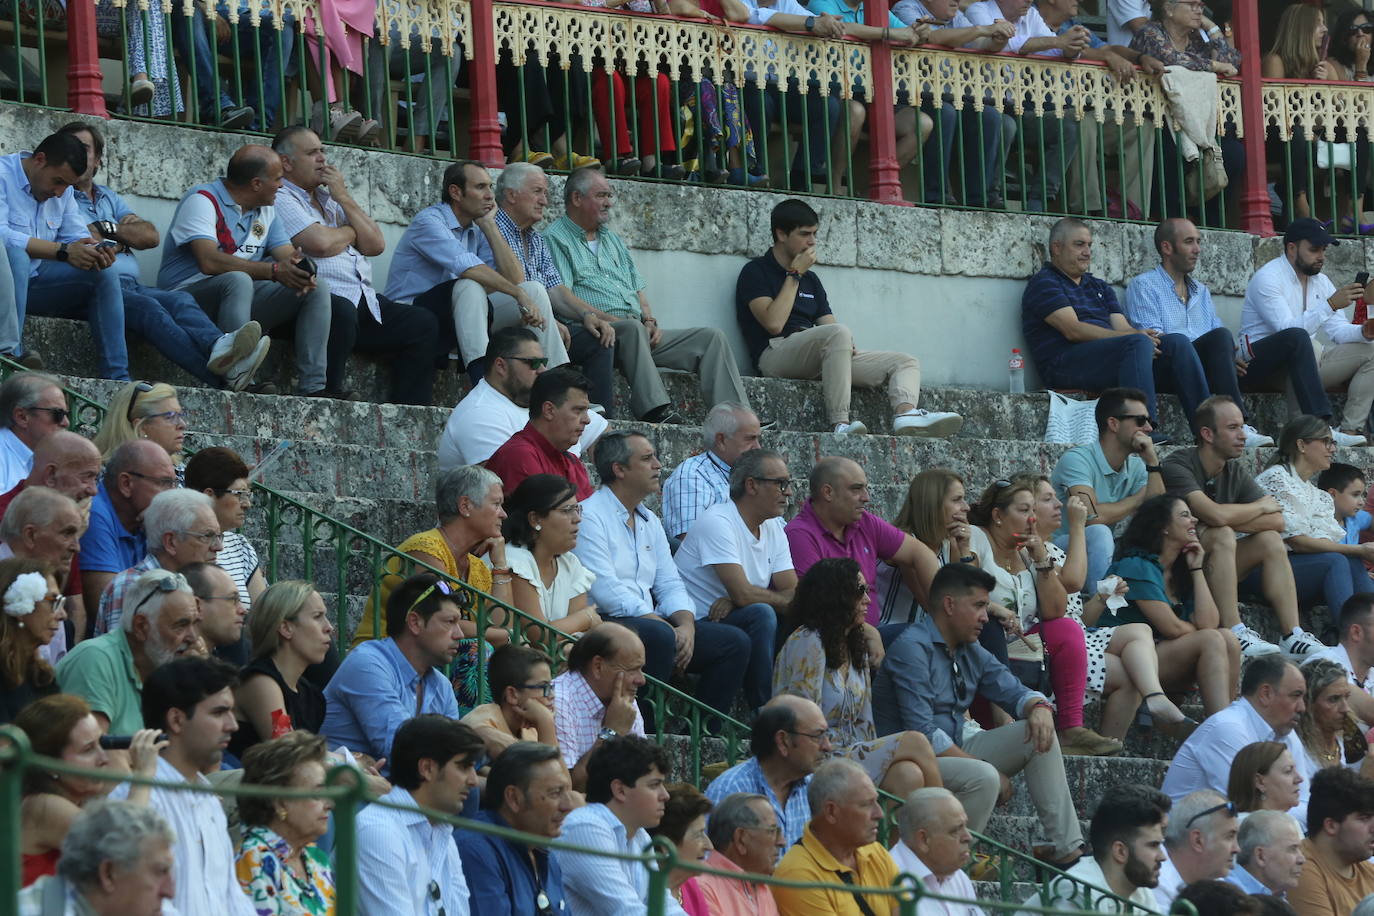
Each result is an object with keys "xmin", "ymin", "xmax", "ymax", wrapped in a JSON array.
[
  {"xmin": 92, "ymin": 381, "xmax": 188, "ymax": 480},
  {"xmin": 0, "ymin": 559, "xmax": 66, "ymax": 723},
  {"xmin": 1297, "ymin": 657, "xmax": 1367, "ymax": 774}
]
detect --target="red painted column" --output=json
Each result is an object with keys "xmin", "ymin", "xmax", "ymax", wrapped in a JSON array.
[
  {"xmin": 66, "ymin": 0, "xmax": 108, "ymax": 117},
  {"xmin": 468, "ymin": 0, "xmax": 504, "ymax": 166},
  {"xmin": 1231, "ymin": 0, "xmax": 1272, "ymax": 236},
  {"xmin": 864, "ymin": 0, "xmax": 907, "ymax": 204}
]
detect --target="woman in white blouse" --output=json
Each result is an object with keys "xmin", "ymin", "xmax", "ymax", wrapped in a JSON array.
[
  {"xmin": 503, "ymin": 474, "xmax": 602, "ymax": 637},
  {"xmin": 1255, "ymin": 415, "xmax": 1373, "ymax": 624}
]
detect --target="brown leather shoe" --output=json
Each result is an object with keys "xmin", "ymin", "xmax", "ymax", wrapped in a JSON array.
[{"xmin": 1057, "ymin": 726, "xmax": 1122, "ymax": 757}]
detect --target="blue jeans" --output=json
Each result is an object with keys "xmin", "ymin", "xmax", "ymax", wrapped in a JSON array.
[
  {"xmin": 1054, "ymin": 524, "xmax": 1115, "ymax": 597},
  {"xmin": 0, "ymin": 245, "xmax": 22, "ymax": 355},
  {"xmin": 1191, "ymin": 326, "xmax": 1332, "ymax": 420},
  {"xmin": 1289, "ymin": 552, "xmax": 1368, "ymax": 616},
  {"xmin": 711, "ymin": 603, "xmax": 777, "ymax": 712},
  {"xmin": 743, "ymin": 77, "xmax": 842, "ymax": 187},
  {"xmin": 171, "ymin": 3, "xmax": 294, "ymax": 128},
  {"xmin": 26, "ymin": 260, "xmax": 130, "ymax": 379},
  {"xmin": 121, "ymin": 278, "xmax": 223, "ymax": 386},
  {"xmin": 1039, "ymin": 331, "xmax": 1209, "ymax": 426}
]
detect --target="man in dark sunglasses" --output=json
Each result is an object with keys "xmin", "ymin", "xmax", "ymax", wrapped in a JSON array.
[
  {"xmin": 1153, "ymin": 789, "xmax": 1238, "ymax": 911},
  {"xmin": 0, "ymin": 370, "xmax": 69, "ymax": 493}
]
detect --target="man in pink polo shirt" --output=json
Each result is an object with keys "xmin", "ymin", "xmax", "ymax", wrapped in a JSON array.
[{"xmin": 785, "ymin": 456, "xmax": 939, "ymax": 624}]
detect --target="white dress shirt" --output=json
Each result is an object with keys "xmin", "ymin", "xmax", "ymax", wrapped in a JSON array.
[
  {"xmin": 436, "ymin": 378, "xmax": 605, "ymax": 471},
  {"xmin": 1303, "ymin": 642, "xmax": 1374, "ymax": 703},
  {"xmin": 355, "ymin": 786, "xmax": 470, "ymax": 916},
  {"xmin": 674, "ymin": 501, "xmax": 793, "ymax": 618},
  {"xmin": 559, "ymin": 803, "xmax": 687, "ymax": 916},
  {"xmin": 574, "ymin": 487, "xmax": 692, "ymax": 619},
  {"xmin": 1240, "ymin": 254, "xmax": 1363, "ymax": 349},
  {"xmin": 0, "ymin": 428, "xmax": 32, "ymax": 494},
  {"xmin": 1154, "ymin": 857, "xmax": 1184, "ymax": 913},
  {"xmin": 110, "ymin": 757, "xmax": 255, "ymax": 916},
  {"xmin": 964, "ymin": 0, "xmax": 1056, "ymax": 53},
  {"xmin": 889, "ymin": 841, "xmax": 986, "ymax": 916}
]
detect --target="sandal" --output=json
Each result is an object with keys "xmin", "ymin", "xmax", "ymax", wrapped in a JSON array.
[{"xmin": 1143, "ymin": 692, "xmax": 1200, "ymax": 740}]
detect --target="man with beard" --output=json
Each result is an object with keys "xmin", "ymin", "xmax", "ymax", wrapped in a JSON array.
[
  {"xmin": 1021, "ymin": 783, "xmax": 1170, "ymax": 913},
  {"xmin": 55, "ymin": 568, "xmax": 201, "ymax": 734},
  {"xmin": 1128, "ymin": 219, "xmax": 1353, "ymax": 448},
  {"xmin": 1241, "ymin": 217, "xmax": 1374, "ymax": 444},
  {"xmin": 436, "ymin": 326, "xmax": 606, "ymax": 472},
  {"xmin": 1290, "ymin": 767, "xmax": 1374, "ymax": 915},
  {"xmin": 1228, "ymin": 810, "xmax": 1306, "ymax": 899}
]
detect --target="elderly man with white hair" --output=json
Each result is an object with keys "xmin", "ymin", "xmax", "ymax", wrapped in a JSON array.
[
  {"xmin": 19, "ymin": 800, "xmax": 175, "ymax": 916},
  {"xmin": 1155, "ymin": 788, "xmax": 1241, "ymax": 911},
  {"xmin": 891, "ymin": 788, "xmax": 986, "ymax": 916},
  {"xmin": 93, "ymin": 488, "xmax": 220, "ymax": 635},
  {"xmin": 662, "ymin": 402, "xmax": 763, "ymax": 540},
  {"xmin": 56, "ymin": 567, "xmax": 201, "ymax": 733},
  {"xmin": 1227, "ymin": 809, "xmax": 1305, "ymax": 898},
  {"xmin": 0, "ymin": 486, "xmax": 83, "ymax": 662}
]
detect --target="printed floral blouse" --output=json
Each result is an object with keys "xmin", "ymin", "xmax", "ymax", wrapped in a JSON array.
[{"xmin": 235, "ymin": 825, "xmax": 336, "ymax": 915}]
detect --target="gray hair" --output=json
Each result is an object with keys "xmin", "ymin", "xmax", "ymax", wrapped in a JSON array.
[
  {"xmin": 0, "ymin": 371, "xmax": 62, "ymax": 431},
  {"xmin": 435, "ymin": 465, "xmax": 501, "ymax": 524},
  {"xmin": 807, "ymin": 758, "xmax": 867, "ymax": 811},
  {"xmin": 1164, "ymin": 789, "xmax": 1231, "ymax": 848},
  {"xmin": 593, "ymin": 429, "xmax": 648, "ymax": 485},
  {"xmin": 57, "ymin": 800, "xmax": 175, "ymax": 889},
  {"xmin": 1049, "ymin": 217, "xmax": 1090, "ymax": 249},
  {"xmin": 143, "ymin": 488, "xmax": 215, "ymax": 554},
  {"xmin": 121, "ymin": 568, "xmax": 192, "ymax": 632},
  {"xmin": 0, "ymin": 486, "xmax": 78, "ymax": 542},
  {"xmin": 496, "ymin": 162, "xmax": 543, "ymax": 203},
  {"xmin": 897, "ymin": 787, "xmax": 958, "ymax": 840},
  {"xmin": 702, "ymin": 402, "xmax": 753, "ymax": 451},
  {"xmin": 728, "ymin": 448, "xmax": 785, "ymax": 500},
  {"xmin": 706, "ymin": 793, "xmax": 768, "ymax": 850},
  {"xmin": 564, "ymin": 166, "xmax": 605, "ymax": 203},
  {"xmin": 1354, "ymin": 895, "xmax": 1374, "ymax": 916},
  {"xmin": 1237, "ymin": 810, "xmax": 1301, "ymax": 866}
]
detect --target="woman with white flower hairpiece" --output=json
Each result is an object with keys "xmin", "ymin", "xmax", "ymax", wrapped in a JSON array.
[{"xmin": 0, "ymin": 559, "xmax": 66, "ymax": 723}]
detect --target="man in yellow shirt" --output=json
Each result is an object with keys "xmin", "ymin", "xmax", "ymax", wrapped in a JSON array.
[
  {"xmin": 1289, "ymin": 767, "xmax": 1374, "ymax": 916},
  {"xmin": 773, "ymin": 758, "xmax": 901, "ymax": 915}
]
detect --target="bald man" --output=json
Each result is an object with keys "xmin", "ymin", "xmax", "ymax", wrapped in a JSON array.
[
  {"xmin": 79, "ymin": 439, "xmax": 173, "ymax": 621},
  {"xmin": 158, "ymin": 144, "xmax": 348, "ymax": 397}
]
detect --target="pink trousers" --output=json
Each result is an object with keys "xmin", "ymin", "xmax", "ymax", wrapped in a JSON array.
[{"xmin": 1028, "ymin": 617, "xmax": 1088, "ymax": 730}]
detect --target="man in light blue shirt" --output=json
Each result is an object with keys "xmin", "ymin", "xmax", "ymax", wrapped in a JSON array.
[
  {"xmin": 384, "ymin": 160, "xmax": 567, "ymax": 384},
  {"xmin": 573, "ymin": 429, "xmax": 750, "ymax": 717},
  {"xmin": 159, "ymin": 144, "xmax": 340, "ymax": 396},
  {"xmin": 1226, "ymin": 810, "xmax": 1304, "ymax": 900},
  {"xmin": 322, "ymin": 572, "xmax": 464, "ymax": 766},
  {"xmin": 0, "ymin": 132, "xmax": 130, "ymax": 378}
]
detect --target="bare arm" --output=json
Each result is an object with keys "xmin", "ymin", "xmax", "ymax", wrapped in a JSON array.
[
  {"xmin": 95, "ymin": 213, "xmax": 159, "ymax": 250},
  {"xmin": 1069, "ymin": 484, "xmax": 1144, "ymax": 527},
  {"xmin": 713, "ymin": 563, "xmax": 794, "ymax": 611},
  {"xmin": 891, "ymin": 534, "xmax": 938, "ymax": 612},
  {"xmin": 1183, "ymin": 491, "xmax": 1285, "ymax": 533},
  {"xmin": 1131, "ymin": 597, "xmax": 1197, "ymax": 640},
  {"xmin": 235, "ymin": 672, "xmax": 287, "ymax": 747}
]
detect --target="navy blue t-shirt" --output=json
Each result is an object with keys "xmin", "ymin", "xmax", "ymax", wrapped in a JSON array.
[
  {"xmin": 735, "ymin": 250, "xmax": 834, "ymax": 368},
  {"xmin": 1020, "ymin": 261, "xmax": 1123, "ymax": 369}
]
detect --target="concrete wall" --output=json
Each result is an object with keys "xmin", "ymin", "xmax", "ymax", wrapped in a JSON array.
[{"xmin": 11, "ymin": 103, "xmax": 1363, "ymax": 391}]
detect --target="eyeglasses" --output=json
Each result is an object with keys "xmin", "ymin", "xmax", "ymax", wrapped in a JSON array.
[
  {"xmin": 1355, "ymin": 22, "xmax": 1374, "ymax": 33},
  {"xmin": 126, "ymin": 381, "xmax": 154, "ymax": 422},
  {"xmin": 1301, "ymin": 436, "xmax": 1337, "ymax": 449},
  {"xmin": 554, "ymin": 503, "xmax": 583, "ymax": 518},
  {"xmin": 129, "ymin": 575, "xmax": 181, "ymax": 618},
  {"xmin": 1114, "ymin": 414, "xmax": 1152, "ymax": 427},
  {"xmin": 198, "ymin": 593, "xmax": 239, "ymax": 603},
  {"xmin": 180, "ymin": 530, "xmax": 224, "ymax": 547},
  {"xmin": 519, "ymin": 681, "xmax": 555, "ymax": 697},
  {"xmin": 1184, "ymin": 801, "xmax": 1237, "ymax": 830},
  {"xmin": 142, "ymin": 410, "xmax": 188, "ymax": 427},
  {"xmin": 428, "ymin": 880, "xmax": 447, "ymax": 916},
  {"xmin": 752, "ymin": 476, "xmax": 793, "ymax": 492},
  {"xmin": 508, "ymin": 356, "xmax": 549, "ymax": 370},
  {"xmin": 23, "ymin": 405, "xmax": 68, "ymax": 425},
  {"xmin": 214, "ymin": 488, "xmax": 253, "ymax": 504},
  {"xmin": 126, "ymin": 470, "xmax": 178, "ymax": 491},
  {"xmin": 743, "ymin": 824, "xmax": 784, "ymax": 839},
  {"xmin": 786, "ymin": 727, "xmax": 829, "ymax": 743}
]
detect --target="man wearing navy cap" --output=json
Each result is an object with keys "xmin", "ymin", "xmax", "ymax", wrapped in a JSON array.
[{"xmin": 1240, "ymin": 217, "xmax": 1374, "ymax": 443}]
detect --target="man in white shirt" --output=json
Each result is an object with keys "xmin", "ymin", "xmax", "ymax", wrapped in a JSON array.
[
  {"xmin": 110, "ymin": 655, "xmax": 256, "ymax": 916},
  {"xmin": 1021, "ymin": 783, "xmax": 1170, "ymax": 914},
  {"xmin": 1105, "ymin": 0, "xmax": 1148, "ymax": 46},
  {"xmin": 436, "ymin": 326, "xmax": 606, "ymax": 472},
  {"xmin": 891, "ymin": 788, "xmax": 986, "ymax": 916},
  {"xmin": 1240, "ymin": 217, "xmax": 1374, "ymax": 442},
  {"xmin": 674, "ymin": 448, "xmax": 795, "ymax": 712},
  {"xmin": 0, "ymin": 371, "xmax": 70, "ymax": 493},
  {"xmin": 1227, "ymin": 809, "xmax": 1306, "ymax": 898},
  {"xmin": 661, "ymin": 402, "xmax": 762, "ymax": 540},
  {"xmin": 355, "ymin": 714, "xmax": 484, "ymax": 916},
  {"xmin": 560, "ymin": 735, "xmax": 688, "ymax": 916},
  {"xmin": 1155, "ymin": 790, "xmax": 1240, "ymax": 912},
  {"xmin": 1303, "ymin": 593, "xmax": 1374, "ymax": 726},
  {"xmin": 1162, "ymin": 655, "xmax": 1309, "ymax": 807}
]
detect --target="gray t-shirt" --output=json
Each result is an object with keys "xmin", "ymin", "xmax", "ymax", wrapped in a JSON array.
[{"xmin": 1162, "ymin": 447, "xmax": 1265, "ymax": 506}]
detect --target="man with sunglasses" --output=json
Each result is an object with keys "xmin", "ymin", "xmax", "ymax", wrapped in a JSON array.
[
  {"xmin": 0, "ymin": 371, "xmax": 69, "ymax": 493},
  {"xmin": 485, "ymin": 367, "xmax": 596, "ymax": 501},
  {"xmin": 93, "ymin": 489, "xmax": 220, "ymax": 636},
  {"xmin": 674, "ymin": 448, "xmax": 796, "ymax": 713},
  {"xmin": 1154, "ymin": 790, "xmax": 1240, "ymax": 911}
]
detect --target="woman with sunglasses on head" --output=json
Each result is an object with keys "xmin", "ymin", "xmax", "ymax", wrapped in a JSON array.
[
  {"xmin": 967, "ymin": 480, "xmax": 1118, "ymax": 756},
  {"xmin": 1256, "ymin": 415, "xmax": 1372, "ymax": 629},
  {"xmin": 1296, "ymin": 657, "xmax": 1370, "ymax": 777},
  {"xmin": 184, "ymin": 446, "xmax": 267, "ymax": 613},
  {"xmin": 0, "ymin": 559, "xmax": 67, "ymax": 723},
  {"xmin": 774, "ymin": 557, "xmax": 942, "ymax": 800},
  {"xmin": 93, "ymin": 381, "xmax": 188, "ymax": 484},
  {"xmin": 503, "ymin": 474, "xmax": 601, "ymax": 638}
]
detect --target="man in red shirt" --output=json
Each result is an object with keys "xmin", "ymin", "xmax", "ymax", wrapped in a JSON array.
[{"xmin": 486, "ymin": 367, "xmax": 595, "ymax": 499}]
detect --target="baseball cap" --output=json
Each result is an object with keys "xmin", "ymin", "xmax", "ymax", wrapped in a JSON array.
[{"xmin": 1284, "ymin": 217, "xmax": 1339, "ymax": 248}]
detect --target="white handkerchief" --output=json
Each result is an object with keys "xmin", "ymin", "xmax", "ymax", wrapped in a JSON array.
[{"xmin": 1097, "ymin": 575, "xmax": 1128, "ymax": 611}]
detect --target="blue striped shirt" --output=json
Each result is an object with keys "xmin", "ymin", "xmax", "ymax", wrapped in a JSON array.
[
  {"xmin": 704, "ymin": 757, "xmax": 813, "ymax": 848},
  {"xmin": 1124, "ymin": 264, "xmax": 1222, "ymax": 341},
  {"xmin": 660, "ymin": 450, "xmax": 731, "ymax": 540},
  {"xmin": 495, "ymin": 208, "xmax": 561, "ymax": 290}
]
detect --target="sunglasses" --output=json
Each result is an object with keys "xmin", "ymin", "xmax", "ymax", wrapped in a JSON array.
[
  {"xmin": 1353, "ymin": 22, "xmax": 1374, "ymax": 33},
  {"xmin": 1184, "ymin": 801, "xmax": 1237, "ymax": 830},
  {"xmin": 407, "ymin": 578, "xmax": 471, "ymax": 618},
  {"xmin": 129, "ymin": 575, "xmax": 182, "ymax": 618},
  {"xmin": 508, "ymin": 356, "xmax": 549, "ymax": 370},
  {"xmin": 428, "ymin": 880, "xmax": 447, "ymax": 916},
  {"xmin": 126, "ymin": 381, "xmax": 155, "ymax": 423},
  {"xmin": 1114, "ymin": 414, "xmax": 1152, "ymax": 427},
  {"xmin": 23, "ymin": 405, "xmax": 69, "ymax": 425}
]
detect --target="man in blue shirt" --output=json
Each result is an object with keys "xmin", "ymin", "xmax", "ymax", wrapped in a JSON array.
[
  {"xmin": 0, "ymin": 131, "xmax": 130, "ymax": 379},
  {"xmin": 322, "ymin": 572, "xmax": 463, "ymax": 765},
  {"xmin": 458, "ymin": 742, "xmax": 573, "ymax": 916},
  {"xmin": 57, "ymin": 122, "xmax": 268, "ymax": 392},
  {"xmin": 78, "ymin": 439, "xmax": 170, "ymax": 615},
  {"xmin": 159, "ymin": 145, "xmax": 342, "ymax": 397},
  {"xmin": 1022, "ymin": 217, "xmax": 1209, "ymax": 443}
]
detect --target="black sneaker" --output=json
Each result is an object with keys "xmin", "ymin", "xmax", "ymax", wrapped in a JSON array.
[{"xmin": 218, "ymin": 105, "xmax": 255, "ymax": 130}]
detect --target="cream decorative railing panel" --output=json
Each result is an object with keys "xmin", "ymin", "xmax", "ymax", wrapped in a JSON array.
[
  {"xmin": 378, "ymin": 0, "xmax": 473, "ymax": 57},
  {"xmin": 1262, "ymin": 80, "xmax": 1374, "ymax": 141}
]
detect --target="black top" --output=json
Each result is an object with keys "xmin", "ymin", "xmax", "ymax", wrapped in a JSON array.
[
  {"xmin": 735, "ymin": 249, "xmax": 834, "ymax": 367},
  {"xmin": 228, "ymin": 655, "xmax": 325, "ymax": 758},
  {"xmin": 0, "ymin": 676, "xmax": 58, "ymax": 725}
]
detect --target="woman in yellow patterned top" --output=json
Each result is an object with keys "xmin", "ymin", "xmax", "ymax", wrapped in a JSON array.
[{"xmin": 351, "ymin": 465, "xmax": 513, "ymax": 708}]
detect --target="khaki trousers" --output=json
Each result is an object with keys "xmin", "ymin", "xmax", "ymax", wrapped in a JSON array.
[
  {"xmin": 1319, "ymin": 340, "xmax": 1374, "ymax": 431},
  {"xmin": 1067, "ymin": 112, "xmax": 1156, "ymax": 215},
  {"xmin": 458, "ymin": 279, "xmax": 569, "ymax": 368},
  {"xmin": 757, "ymin": 323, "xmax": 920, "ymax": 425},
  {"xmin": 647, "ymin": 325, "xmax": 750, "ymax": 409}
]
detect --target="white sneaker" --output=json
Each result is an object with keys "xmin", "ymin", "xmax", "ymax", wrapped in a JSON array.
[
  {"xmin": 1232, "ymin": 624, "xmax": 1282, "ymax": 658},
  {"xmin": 1333, "ymin": 426, "xmax": 1368, "ymax": 447},
  {"xmin": 207, "ymin": 321, "xmax": 262, "ymax": 376},
  {"xmin": 1281, "ymin": 628, "xmax": 1327, "ymax": 657},
  {"xmin": 226, "ymin": 338, "xmax": 271, "ymax": 392},
  {"xmin": 832, "ymin": 420, "xmax": 868, "ymax": 436},
  {"xmin": 894, "ymin": 408, "xmax": 963, "ymax": 438},
  {"xmin": 1242, "ymin": 424, "xmax": 1274, "ymax": 448}
]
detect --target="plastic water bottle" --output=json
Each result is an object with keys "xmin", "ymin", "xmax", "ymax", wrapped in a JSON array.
[{"xmin": 1009, "ymin": 348, "xmax": 1025, "ymax": 394}]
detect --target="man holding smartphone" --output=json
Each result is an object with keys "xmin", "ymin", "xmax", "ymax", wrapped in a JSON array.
[{"xmin": 1241, "ymin": 217, "xmax": 1374, "ymax": 444}]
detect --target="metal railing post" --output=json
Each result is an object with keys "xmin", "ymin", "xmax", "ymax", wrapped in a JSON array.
[
  {"xmin": 469, "ymin": 0, "xmax": 505, "ymax": 166},
  {"xmin": 1231, "ymin": 0, "xmax": 1271, "ymax": 236},
  {"xmin": 0, "ymin": 727, "xmax": 30, "ymax": 916},
  {"xmin": 66, "ymin": 0, "xmax": 109, "ymax": 116},
  {"xmin": 328, "ymin": 764, "xmax": 365, "ymax": 916},
  {"xmin": 864, "ymin": 0, "xmax": 905, "ymax": 204}
]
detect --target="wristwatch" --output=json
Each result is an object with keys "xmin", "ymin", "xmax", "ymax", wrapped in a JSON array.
[
  {"xmin": 1144, "ymin": 464, "xmax": 1163, "ymax": 474},
  {"xmin": 597, "ymin": 727, "xmax": 618, "ymax": 742},
  {"xmin": 805, "ymin": 14, "xmax": 815, "ymax": 30},
  {"xmin": 55, "ymin": 242, "xmax": 69, "ymax": 262}
]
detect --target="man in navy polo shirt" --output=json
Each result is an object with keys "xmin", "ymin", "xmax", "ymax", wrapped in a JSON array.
[{"xmin": 1022, "ymin": 217, "xmax": 1209, "ymax": 444}]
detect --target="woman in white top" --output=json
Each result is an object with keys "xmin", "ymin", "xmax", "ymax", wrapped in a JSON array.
[
  {"xmin": 1256, "ymin": 415, "xmax": 1372, "ymax": 630},
  {"xmin": 1297, "ymin": 657, "xmax": 1369, "ymax": 777},
  {"xmin": 968, "ymin": 479, "xmax": 1119, "ymax": 757},
  {"xmin": 878, "ymin": 468, "xmax": 973, "ymax": 625},
  {"xmin": 503, "ymin": 474, "xmax": 601, "ymax": 637}
]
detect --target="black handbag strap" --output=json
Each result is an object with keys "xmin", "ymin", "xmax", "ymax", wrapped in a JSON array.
[{"xmin": 836, "ymin": 870, "xmax": 880, "ymax": 916}]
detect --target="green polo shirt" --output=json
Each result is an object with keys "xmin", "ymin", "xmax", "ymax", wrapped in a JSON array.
[
  {"xmin": 543, "ymin": 215, "xmax": 644, "ymax": 320},
  {"xmin": 55, "ymin": 629, "xmax": 143, "ymax": 733},
  {"xmin": 1050, "ymin": 439, "xmax": 1148, "ymax": 538}
]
